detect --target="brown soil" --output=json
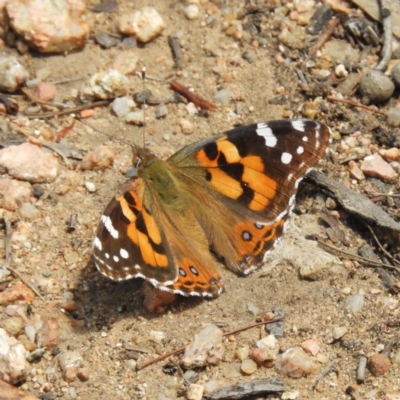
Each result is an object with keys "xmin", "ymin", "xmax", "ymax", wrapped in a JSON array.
[{"xmin": 2, "ymin": 1, "xmax": 400, "ymax": 399}]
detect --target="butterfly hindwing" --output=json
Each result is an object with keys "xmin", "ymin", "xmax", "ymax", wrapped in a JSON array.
[{"xmin": 94, "ymin": 173, "xmax": 224, "ymax": 297}]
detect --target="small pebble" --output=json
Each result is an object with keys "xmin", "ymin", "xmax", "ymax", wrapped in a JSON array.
[
  {"xmin": 392, "ymin": 349, "xmax": 400, "ymax": 368},
  {"xmin": 186, "ymin": 103, "xmax": 199, "ymax": 116},
  {"xmin": 19, "ymin": 203, "xmax": 39, "ymax": 219},
  {"xmin": 121, "ymin": 36, "xmax": 137, "ymax": 48},
  {"xmin": 348, "ymin": 161, "xmax": 365, "ymax": 181},
  {"xmin": 335, "ymin": 64, "xmax": 348, "ymax": 78},
  {"xmin": 214, "ymin": 89, "xmax": 230, "ymax": 104},
  {"xmin": 387, "ymin": 107, "xmax": 400, "ymax": 127},
  {"xmin": 181, "ymin": 324, "xmax": 223, "ymax": 368},
  {"xmin": 184, "ymin": 5, "xmax": 200, "ymax": 20},
  {"xmin": 275, "ymin": 347, "xmax": 317, "ymax": 378},
  {"xmin": 112, "ymin": 96, "xmax": 134, "ymax": 117},
  {"xmin": 360, "ymin": 154, "xmax": 398, "ymax": 182},
  {"xmin": 0, "ymin": 56, "xmax": 29, "ymax": 92},
  {"xmin": 0, "ymin": 316, "xmax": 24, "ymax": 336},
  {"xmin": 0, "ymin": 268, "xmax": 11, "ymax": 279},
  {"xmin": 247, "ymin": 303, "xmax": 260, "ymax": 315},
  {"xmin": 82, "ymin": 69, "xmax": 129, "ymax": 100},
  {"xmin": 186, "ymin": 383, "xmax": 204, "ymax": 400},
  {"xmin": 183, "ymin": 370, "xmax": 199, "ymax": 384},
  {"xmin": 391, "ymin": 60, "xmax": 400, "ymax": 88},
  {"xmin": 325, "ymin": 197, "xmax": 337, "ymax": 210},
  {"xmin": 235, "ymin": 346, "xmax": 249, "ymax": 361},
  {"xmin": 77, "ymin": 367, "xmax": 90, "ymax": 382},
  {"xmin": 252, "ymin": 347, "xmax": 277, "ymax": 366},
  {"xmin": 94, "ymin": 31, "xmax": 119, "ymax": 49},
  {"xmin": 380, "ymin": 148, "xmax": 400, "ymax": 162},
  {"xmin": 178, "ymin": 118, "xmax": 194, "ymax": 135},
  {"xmin": 64, "ymin": 252, "xmax": 79, "ymax": 264},
  {"xmin": 118, "ymin": 7, "xmax": 166, "ymax": 43},
  {"xmin": 25, "ymin": 325, "xmax": 36, "ymax": 343},
  {"xmin": 241, "ymin": 358, "xmax": 258, "ymax": 375},
  {"xmin": 149, "ymin": 330, "xmax": 165, "ymax": 344},
  {"xmin": 113, "ymin": 51, "xmax": 139, "ymax": 75},
  {"xmin": 256, "ymin": 335, "xmax": 277, "ymax": 349},
  {"xmin": 79, "ymin": 146, "xmax": 115, "ymax": 171},
  {"xmin": 32, "ymin": 185, "xmax": 45, "ymax": 198},
  {"xmin": 301, "ymin": 102, "xmax": 318, "ymax": 119},
  {"xmin": 359, "ymin": 68, "xmax": 395, "ymax": 104},
  {"xmin": 155, "ymin": 103, "xmax": 167, "ymax": 119},
  {"xmin": 333, "ymin": 326, "xmax": 348, "ymax": 340},
  {"xmin": 345, "ymin": 294, "xmax": 364, "ymax": 313},
  {"xmin": 368, "ymin": 353, "xmax": 390, "ymax": 376},
  {"xmin": 126, "ymin": 110, "xmax": 145, "ymax": 125},
  {"xmin": 85, "ymin": 181, "xmax": 96, "ymax": 193},
  {"xmin": 32, "ymin": 82, "xmax": 57, "ymax": 101},
  {"xmin": 300, "ymin": 339, "xmax": 320, "ymax": 356}
]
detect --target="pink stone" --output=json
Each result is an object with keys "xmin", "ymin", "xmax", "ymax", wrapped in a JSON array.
[
  {"xmin": 0, "ymin": 282, "xmax": 35, "ymax": 306},
  {"xmin": 360, "ymin": 153, "xmax": 398, "ymax": 182},
  {"xmin": 0, "ymin": 143, "xmax": 58, "ymax": 183},
  {"xmin": 79, "ymin": 145, "xmax": 115, "ymax": 171},
  {"xmin": 6, "ymin": 0, "xmax": 89, "ymax": 53},
  {"xmin": 275, "ymin": 347, "xmax": 317, "ymax": 378},
  {"xmin": 300, "ymin": 339, "xmax": 321, "ymax": 356},
  {"xmin": 0, "ymin": 178, "xmax": 32, "ymax": 207},
  {"xmin": 32, "ymin": 82, "xmax": 57, "ymax": 101},
  {"xmin": 348, "ymin": 161, "xmax": 365, "ymax": 181}
]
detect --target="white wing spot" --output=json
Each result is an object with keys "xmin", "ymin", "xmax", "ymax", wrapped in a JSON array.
[
  {"xmin": 294, "ymin": 177, "xmax": 303, "ymax": 189},
  {"xmin": 287, "ymin": 173, "xmax": 293, "ymax": 181},
  {"xmin": 113, "ymin": 255, "xmax": 119, "ymax": 263},
  {"xmin": 105, "ymin": 253, "xmax": 110, "ymax": 259},
  {"xmin": 302, "ymin": 136, "xmax": 308, "ymax": 142},
  {"xmin": 281, "ymin": 152, "xmax": 292, "ymax": 164},
  {"xmin": 256, "ymin": 123, "xmax": 278, "ymax": 147},
  {"xmin": 101, "ymin": 215, "xmax": 119, "ymax": 239},
  {"xmin": 123, "ymin": 267, "xmax": 130, "ymax": 271},
  {"xmin": 292, "ymin": 120, "xmax": 305, "ymax": 132},
  {"xmin": 288, "ymin": 194, "xmax": 296, "ymax": 207},
  {"xmin": 120, "ymin": 248, "xmax": 129, "ymax": 259},
  {"xmin": 93, "ymin": 237, "xmax": 102, "ymax": 251},
  {"xmin": 296, "ymin": 146, "xmax": 304, "ymax": 154}
]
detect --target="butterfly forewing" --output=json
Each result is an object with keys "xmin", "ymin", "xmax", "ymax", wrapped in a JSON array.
[
  {"xmin": 93, "ymin": 176, "xmax": 178, "ymax": 284},
  {"xmin": 170, "ymin": 119, "xmax": 330, "ymax": 275}
]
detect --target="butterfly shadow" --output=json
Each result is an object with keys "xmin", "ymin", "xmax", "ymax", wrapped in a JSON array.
[{"xmin": 69, "ymin": 259, "xmax": 207, "ymax": 335}]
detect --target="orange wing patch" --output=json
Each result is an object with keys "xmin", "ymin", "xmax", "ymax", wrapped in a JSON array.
[
  {"xmin": 162, "ymin": 257, "xmax": 224, "ymax": 297},
  {"xmin": 232, "ymin": 218, "xmax": 286, "ymax": 270},
  {"xmin": 196, "ymin": 139, "xmax": 278, "ymax": 212},
  {"xmin": 118, "ymin": 189, "xmax": 168, "ymax": 269}
]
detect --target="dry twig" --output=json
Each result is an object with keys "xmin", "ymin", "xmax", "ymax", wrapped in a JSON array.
[
  {"xmin": 312, "ymin": 360, "xmax": 338, "ymax": 390},
  {"xmin": 309, "ymin": 18, "xmax": 340, "ymax": 58},
  {"xmin": 24, "ymin": 100, "xmax": 109, "ymax": 119},
  {"xmin": 366, "ymin": 224, "xmax": 400, "ymax": 265},
  {"xmin": 170, "ymin": 81, "xmax": 217, "ymax": 110},
  {"xmin": 327, "ymin": 96, "xmax": 387, "ymax": 115},
  {"xmin": 376, "ymin": 0, "xmax": 392, "ymax": 71},
  {"xmin": 317, "ymin": 241, "xmax": 400, "ymax": 274},
  {"xmin": 137, "ymin": 317, "xmax": 284, "ymax": 370}
]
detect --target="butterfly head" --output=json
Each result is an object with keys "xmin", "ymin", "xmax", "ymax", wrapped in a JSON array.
[{"xmin": 132, "ymin": 146, "xmax": 156, "ymax": 169}]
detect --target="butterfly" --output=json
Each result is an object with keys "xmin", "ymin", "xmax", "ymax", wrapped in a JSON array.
[{"xmin": 93, "ymin": 119, "xmax": 331, "ymax": 298}]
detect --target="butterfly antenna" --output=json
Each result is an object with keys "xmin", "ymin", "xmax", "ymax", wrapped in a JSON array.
[{"xmin": 141, "ymin": 66, "xmax": 146, "ymax": 149}]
